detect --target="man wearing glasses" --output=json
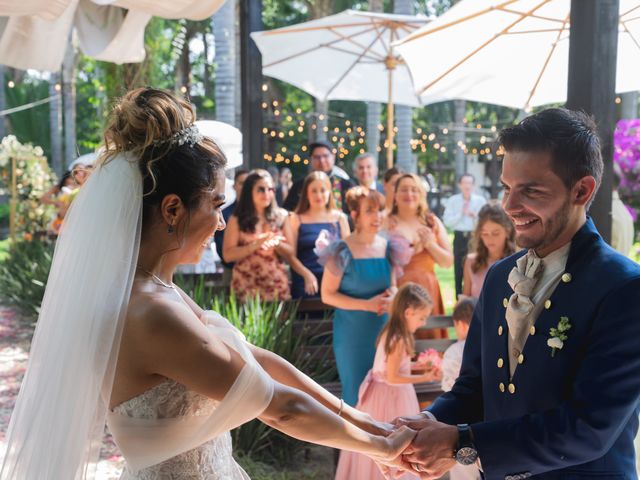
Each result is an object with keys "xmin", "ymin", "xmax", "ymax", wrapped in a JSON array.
[{"xmin": 283, "ymin": 140, "xmax": 354, "ymax": 213}]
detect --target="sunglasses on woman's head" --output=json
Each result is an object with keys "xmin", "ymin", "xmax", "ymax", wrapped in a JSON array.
[{"xmin": 256, "ymin": 186, "xmax": 275, "ymax": 194}]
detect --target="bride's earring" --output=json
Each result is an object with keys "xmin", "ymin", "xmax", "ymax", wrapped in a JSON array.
[{"xmin": 167, "ymin": 222, "xmax": 175, "ymax": 234}]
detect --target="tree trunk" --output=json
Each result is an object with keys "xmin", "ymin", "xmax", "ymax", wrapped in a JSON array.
[
  {"xmin": 315, "ymin": 99, "xmax": 328, "ymax": 142},
  {"xmin": 213, "ymin": 0, "xmax": 237, "ymax": 126},
  {"xmin": 0, "ymin": 65, "xmax": 6, "ymax": 139},
  {"xmin": 175, "ymin": 24, "xmax": 194, "ymax": 94},
  {"xmin": 366, "ymin": 0, "xmax": 383, "ymax": 161},
  {"xmin": 393, "ymin": 0, "xmax": 414, "ymax": 172},
  {"xmin": 62, "ymin": 41, "xmax": 77, "ymax": 168},
  {"xmin": 307, "ymin": 0, "xmax": 333, "ymax": 145},
  {"xmin": 453, "ymin": 99, "xmax": 466, "ymax": 183},
  {"xmin": 202, "ymin": 30, "xmax": 214, "ymax": 101},
  {"xmin": 49, "ymin": 72, "xmax": 63, "ymax": 176}
]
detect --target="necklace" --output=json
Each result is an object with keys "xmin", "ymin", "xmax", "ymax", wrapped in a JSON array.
[{"xmin": 136, "ymin": 264, "xmax": 176, "ymax": 290}]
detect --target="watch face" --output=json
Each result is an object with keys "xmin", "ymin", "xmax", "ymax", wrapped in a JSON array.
[{"xmin": 455, "ymin": 446, "xmax": 478, "ymax": 466}]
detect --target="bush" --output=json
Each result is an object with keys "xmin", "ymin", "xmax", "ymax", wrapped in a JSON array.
[
  {"xmin": 177, "ymin": 276, "xmax": 334, "ymax": 465},
  {"xmin": 0, "ymin": 238, "xmax": 54, "ymax": 317}
]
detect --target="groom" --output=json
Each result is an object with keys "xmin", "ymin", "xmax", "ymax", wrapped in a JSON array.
[{"xmin": 397, "ymin": 108, "xmax": 640, "ymax": 479}]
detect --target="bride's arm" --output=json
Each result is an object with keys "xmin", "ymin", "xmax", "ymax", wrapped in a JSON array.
[
  {"xmin": 136, "ymin": 300, "xmax": 414, "ymax": 461},
  {"xmin": 259, "ymin": 381, "xmax": 415, "ymax": 461},
  {"xmin": 249, "ymin": 344, "xmax": 391, "ymax": 436}
]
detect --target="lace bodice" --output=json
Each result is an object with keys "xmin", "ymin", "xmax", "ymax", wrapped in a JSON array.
[{"xmin": 114, "ymin": 379, "xmax": 249, "ymax": 480}]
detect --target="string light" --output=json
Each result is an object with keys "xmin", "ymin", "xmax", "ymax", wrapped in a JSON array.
[{"xmin": 261, "ymin": 84, "xmax": 268, "ymax": 92}]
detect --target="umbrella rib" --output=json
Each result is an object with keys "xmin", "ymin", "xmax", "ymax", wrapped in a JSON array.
[
  {"xmin": 498, "ymin": 8, "xmax": 567, "ymax": 24},
  {"xmin": 503, "ymin": 28, "xmax": 563, "ymax": 34},
  {"xmin": 324, "ymin": 44, "xmax": 386, "ymax": 62},
  {"xmin": 263, "ymin": 27, "xmax": 381, "ymax": 68},
  {"xmin": 418, "ymin": 0, "xmax": 554, "ymax": 95},
  {"xmin": 620, "ymin": 5, "xmax": 640, "ymax": 18},
  {"xmin": 400, "ymin": 0, "xmax": 521, "ymax": 44},
  {"xmin": 371, "ymin": 19, "xmax": 391, "ymax": 57},
  {"xmin": 263, "ymin": 21, "xmax": 380, "ymax": 35},
  {"xmin": 328, "ymin": 26, "xmax": 387, "ymax": 60},
  {"xmin": 620, "ymin": 20, "xmax": 640, "ymax": 53},
  {"xmin": 524, "ymin": 12, "xmax": 570, "ymax": 110},
  {"xmin": 325, "ymin": 27, "xmax": 387, "ymax": 99}
]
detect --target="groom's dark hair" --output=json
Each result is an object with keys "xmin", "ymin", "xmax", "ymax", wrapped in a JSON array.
[{"xmin": 497, "ymin": 108, "xmax": 603, "ymax": 209}]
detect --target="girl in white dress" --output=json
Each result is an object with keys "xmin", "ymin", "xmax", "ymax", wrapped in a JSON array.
[{"xmin": 0, "ymin": 88, "xmax": 414, "ymax": 480}]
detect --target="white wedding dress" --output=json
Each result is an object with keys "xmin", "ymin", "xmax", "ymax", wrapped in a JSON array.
[
  {"xmin": 114, "ymin": 379, "xmax": 249, "ymax": 479},
  {"xmin": 107, "ymin": 311, "xmax": 274, "ymax": 480}
]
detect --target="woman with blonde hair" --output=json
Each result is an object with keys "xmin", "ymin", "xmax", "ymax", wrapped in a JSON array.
[
  {"xmin": 0, "ymin": 88, "xmax": 416, "ymax": 479},
  {"xmin": 385, "ymin": 174, "xmax": 453, "ymax": 334},
  {"xmin": 283, "ymin": 171, "xmax": 350, "ymax": 298}
]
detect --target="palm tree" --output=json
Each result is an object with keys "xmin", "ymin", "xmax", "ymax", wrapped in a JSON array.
[
  {"xmin": 366, "ymin": 0, "xmax": 382, "ymax": 161},
  {"xmin": 49, "ymin": 72, "xmax": 63, "ymax": 176},
  {"xmin": 62, "ymin": 41, "xmax": 77, "ymax": 168},
  {"xmin": 213, "ymin": 0, "xmax": 237, "ymax": 126},
  {"xmin": 394, "ymin": 0, "xmax": 414, "ymax": 173}
]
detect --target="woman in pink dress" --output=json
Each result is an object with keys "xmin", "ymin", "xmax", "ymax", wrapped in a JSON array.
[
  {"xmin": 335, "ymin": 283, "xmax": 440, "ymax": 480},
  {"xmin": 462, "ymin": 203, "xmax": 516, "ymax": 298}
]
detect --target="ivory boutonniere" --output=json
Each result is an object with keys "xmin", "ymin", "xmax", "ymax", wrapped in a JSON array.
[{"xmin": 547, "ymin": 316, "xmax": 571, "ymax": 357}]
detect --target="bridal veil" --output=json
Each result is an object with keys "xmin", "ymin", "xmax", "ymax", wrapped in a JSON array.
[{"xmin": 1, "ymin": 154, "xmax": 142, "ymax": 479}]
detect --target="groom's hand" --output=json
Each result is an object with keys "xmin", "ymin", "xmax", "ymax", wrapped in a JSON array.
[
  {"xmin": 392, "ymin": 412, "xmax": 433, "ymax": 430},
  {"xmin": 402, "ymin": 420, "xmax": 457, "ymax": 480}
]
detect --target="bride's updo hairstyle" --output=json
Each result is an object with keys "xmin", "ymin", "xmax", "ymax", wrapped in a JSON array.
[{"xmin": 102, "ymin": 87, "xmax": 227, "ymax": 229}]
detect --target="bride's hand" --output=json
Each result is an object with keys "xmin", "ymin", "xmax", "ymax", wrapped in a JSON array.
[
  {"xmin": 348, "ymin": 409, "xmax": 394, "ymax": 437},
  {"xmin": 368, "ymin": 426, "xmax": 416, "ymax": 476}
]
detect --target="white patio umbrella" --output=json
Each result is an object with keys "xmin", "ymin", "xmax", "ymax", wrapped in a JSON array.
[
  {"xmin": 0, "ymin": 0, "xmax": 225, "ymax": 72},
  {"xmin": 251, "ymin": 10, "xmax": 441, "ymax": 167},
  {"xmin": 195, "ymin": 119, "xmax": 244, "ymax": 170},
  {"xmin": 395, "ymin": 0, "xmax": 640, "ymax": 110}
]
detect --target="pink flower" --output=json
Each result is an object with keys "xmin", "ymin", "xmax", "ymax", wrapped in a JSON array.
[{"xmin": 416, "ymin": 348, "xmax": 443, "ymax": 369}]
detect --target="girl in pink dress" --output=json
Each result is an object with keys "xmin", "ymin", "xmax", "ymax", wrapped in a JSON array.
[{"xmin": 335, "ymin": 283, "xmax": 440, "ymax": 480}]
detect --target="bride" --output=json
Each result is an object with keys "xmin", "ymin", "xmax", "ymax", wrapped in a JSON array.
[{"xmin": 0, "ymin": 88, "xmax": 414, "ymax": 479}]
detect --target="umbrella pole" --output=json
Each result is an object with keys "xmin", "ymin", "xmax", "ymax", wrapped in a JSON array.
[{"xmin": 386, "ymin": 67, "xmax": 394, "ymax": 169}]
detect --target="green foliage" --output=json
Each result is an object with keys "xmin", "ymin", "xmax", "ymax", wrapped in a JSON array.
[
  {"xmin": 236, "ymin": 452, "xmax": 331, "ymax": 479},
  {"xmin": 3, "ymin": 75, "xmax": 51, "ymax": 158},
  {"xmin": 0, "ymin": 203, "xmax": 9, "ymax": 226},
  {"xmin": 0, "ymin": 238, "xmax": 54, "ymax": 317}
]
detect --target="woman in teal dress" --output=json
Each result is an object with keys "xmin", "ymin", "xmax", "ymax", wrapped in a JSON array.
[{"xmin": 319, "ymin": 187, "xmax": 411, "ymax": 406}]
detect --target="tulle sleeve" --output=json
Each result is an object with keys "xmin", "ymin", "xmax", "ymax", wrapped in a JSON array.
[
  {"xmin": 315, "ymin": 232, "xmax": 352, "ymax": 276},
  {"xmin": 385, "ymin": 232, "xmax": 414, "ymax": 278}
]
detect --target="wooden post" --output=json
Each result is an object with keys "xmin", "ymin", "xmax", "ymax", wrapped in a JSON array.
[
  {"xmin": 240, "ymin": 0, "xmax": 264, "ymax": 169},
  {"xmin": 566, "ymin": 0, "xmax": 619, "ymax": 243}
]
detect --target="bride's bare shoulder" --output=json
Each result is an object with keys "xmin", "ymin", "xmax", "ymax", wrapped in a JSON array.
[{"xmin": 126, "ymin": 291, "xmax": 203, "ymax": 341}]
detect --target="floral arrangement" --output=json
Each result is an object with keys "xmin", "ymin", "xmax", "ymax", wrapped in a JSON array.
[
  {"xmin": 0, "ymin": 135, "xmax": 55, "ymax": 238},
  {"xmin": 415, "ymin": 348, "xmax": 443, "ymax": 370},
  {"xmin": 614, "ymin": 120, "xmax": 640, "ymax": 226}
]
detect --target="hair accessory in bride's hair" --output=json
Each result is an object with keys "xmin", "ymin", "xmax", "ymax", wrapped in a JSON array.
[{"xmin": 154, "ymin": 124, "xmax": 204, "ymax": 148}]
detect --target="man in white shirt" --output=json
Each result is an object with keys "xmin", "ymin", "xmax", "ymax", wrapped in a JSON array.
[{"xmin": 443, "ymin": 174, "xmax": 487, "ymax": 297}]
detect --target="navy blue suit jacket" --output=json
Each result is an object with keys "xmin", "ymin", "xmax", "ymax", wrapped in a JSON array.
[{"xmin": 430, "ymin": 218, "xmax": 640, "ymax": 479}]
